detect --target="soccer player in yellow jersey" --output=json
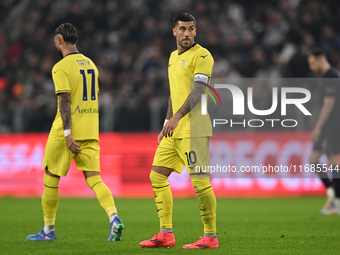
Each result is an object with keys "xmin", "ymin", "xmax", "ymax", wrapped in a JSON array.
[
  {"xmin": 26, "ymin": 23, "xmax": 123, "ymax": 241},
  {"xmin": 139, "ymin": 13, "xmax": 218, "ymax": 249}
]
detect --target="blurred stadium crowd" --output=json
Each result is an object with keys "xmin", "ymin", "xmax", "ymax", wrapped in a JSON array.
[{"xmin": 0, "ymin": 0, "xmax": 340, "ymax": 132}]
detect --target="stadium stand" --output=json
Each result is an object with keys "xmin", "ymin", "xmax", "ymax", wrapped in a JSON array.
[{"xmin": 0, "ymin": 0, "xmax": 340, "ymax": 132}]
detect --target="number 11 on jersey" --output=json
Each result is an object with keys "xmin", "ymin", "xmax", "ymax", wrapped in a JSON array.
[{"xmin": 80, "ymin": 69, "xmax": 96, "ymax": 101}]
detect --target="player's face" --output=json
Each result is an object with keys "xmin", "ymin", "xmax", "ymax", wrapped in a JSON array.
[
  {"xmin": 54, "ymin": 35, "xmax": 63, "ymax": 59},
  {"xmin": 173, "ymin": 21, "xmax": 196, "ymax": 50},
  {"xmin": 308, "ymin": 55, "xmax": 321, "ymax": 74}
]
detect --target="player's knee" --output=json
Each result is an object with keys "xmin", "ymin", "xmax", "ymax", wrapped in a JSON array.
[
  {"xmin": 85, "ymin": 175, "xmax": 102, "ymax": 189},
  {"xmin": 83, "ymin": 171, "xmax": 99, "ymax": 180},
  {"xmin": 190, "ymin": 177, "xmax": 212, "ymax": 195},
  {"xmin": 150, "ymin": 170, "xmax": 168, "ymax": 185},
  {"xmin": 45, "ymin": 168, "xmax": 60, "ymax": 178},
  {"xmin": 149, "ymin": 171, "xmax": 154, "ymax": 182},
  {"xmin": 43, "ymin": 172, "xmax": 60, "ymax": 191}
]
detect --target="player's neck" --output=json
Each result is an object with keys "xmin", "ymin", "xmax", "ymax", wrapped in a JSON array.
[
  {"xmin": 62, "ymin": 46, "xmax": 78, "ymax": 58},
  {"xmin": 177, "ymin": 42, "xmax": 194, "ymax": 54}
]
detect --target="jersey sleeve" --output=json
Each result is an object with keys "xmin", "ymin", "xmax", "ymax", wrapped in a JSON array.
[
  {"xmin": 194, "ymin": 49, "xmax": 214, "ymax": 76},
  {"xmin": 52, "ymin": 66, "xmax": 70, "ymax": 94},
  {"xmin": 193, "ymin": 49, "xmax": 214, "ymax": 84}
]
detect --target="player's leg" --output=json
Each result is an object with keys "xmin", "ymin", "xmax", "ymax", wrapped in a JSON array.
[
  {"xmin": 190, "ymin": 175, "xmax": 216, "ymax": 230},
  {"xmin": 75, "ymin": 140, "xmax": 123, "ymax": 241},
  {"xmin": 310, "ymin": 150, "xmax": 332, "ymax": 190},
  {"xmin": 324, "ymin": 154, "xmax": 340, "ymax": 214},
  {"xmin": 180, "ymin": 137, "xmax": 218, "ymax": 249},
  {"xmin": 83, "ymin": 171, "xmax": 124, "ymax": 241},
  {"xmin": 42, "ymin": 169, "xmax": 60, "ymax": 233},
  {"xmin": 151, "ymin": 166, "xmax": 173, "ymax": 232},
  {"xmin": 140, "ymin": 138, "xmax": 180, "ymax": 248},
  {"xmin": 139, "ymin": 166, "xmax": 176, "ymax": 248},
  {"xmin": 27, "ymin": 169, "xmax": 60, "ymax": 241},
  {"xmin": 310, "ymin": 148, "xmax": 334, "ymax": 214},
  {"xmin": 27, "ymin": 138, "xmax": 71, "ymax": 241},
  {"xmin": 83, "ymin": 171, "xmax": 117, "ymax": 219},
  {"xmin": 328, "ymin": 131, "xmax": 340, "ymax": 214}
]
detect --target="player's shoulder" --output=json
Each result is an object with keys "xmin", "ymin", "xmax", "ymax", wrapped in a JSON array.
[
  {"xmin": 195, "ymin": 44, "xmax": 211, "ymax": 54},
  {"xmin": 52, "ymin": 60, "xmax": 65, "ymax": 75},
  {"xmin": 170, "ymin": 49, "xmax": 177, "ymax": 58},
  {"xmin": 81, "ymin": 53, "xmax": 94, "ymax": 62},
  {"xmin": 53, "ymin": 53, "xmax": 77, "ymax": 69},
  {"xmin": 52, "ymin": 57, "xmax": 64, "ymax": 69},
  {"xmin": 194, "ymin": 44, "xmax": 213, "ymax": 59},
  {"xmin": 324, "ymin": 67, "xmax": 340, "ymax": 78}
]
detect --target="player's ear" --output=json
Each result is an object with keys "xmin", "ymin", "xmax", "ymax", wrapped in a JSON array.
[
  {"xmin": 56, "ymin": 34, "xmax": 64, "ymax": 46},
  {"xmin": 173, "ymin": 27, "xmax": 176, "ymax": 37}
]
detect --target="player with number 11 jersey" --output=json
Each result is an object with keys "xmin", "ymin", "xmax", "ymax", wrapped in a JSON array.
[
  {"xmin": 50, "ymin": 52, "xmax": 99, "ymax": 141},
  {"xmin": 27, "ymin": 23, "xmax": 123, "ymax": 242}
]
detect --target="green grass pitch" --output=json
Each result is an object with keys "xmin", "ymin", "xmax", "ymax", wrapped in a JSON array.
[{"xmin": 1, "ymin": 197, "xmax": 340, "ymax": 254}]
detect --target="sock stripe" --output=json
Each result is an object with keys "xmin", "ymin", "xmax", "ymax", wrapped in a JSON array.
[
  {"xmin": 196, "ymin": 186, "xmax": 212, "ymax": 194},
  {"xmin": 44, "ymin": 184, "xmax": 58, "ymax": 189},
  {"xmin": 152, "ymin": 184, "xmax": 169, "ymax": 189},
  {"xmin": 90, "ymin": 181, "xmax": 103, "ymax": 189}
]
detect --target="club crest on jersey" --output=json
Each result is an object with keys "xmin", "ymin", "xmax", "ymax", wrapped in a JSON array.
[{"xmin": 181, "ymin": 59, "xmax": 188, "ymax": 67}]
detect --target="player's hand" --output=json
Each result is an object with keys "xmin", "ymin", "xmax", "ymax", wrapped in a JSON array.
[
  {"xmin": 66, "ymin": 135, "xmax": 82, "ymax": 155},
  {"xmin": 311, "ymin": 127, "xmax": 320, "ymax": 143},
  {"xmin": 157, "ymin": 131, "xmax": 164, "ymax": 144},
  {"xmin": 162, "ymin": 115, "xmax": 180, "ymax": 138}
]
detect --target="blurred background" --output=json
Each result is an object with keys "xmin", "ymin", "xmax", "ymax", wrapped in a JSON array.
[
  {"xmin": 1, "ymin": 0, "xmax": 340, "ymax": 133},
  {"xmin": 0, "ymin": 0, "xmax": 339, "ymax": 197}
]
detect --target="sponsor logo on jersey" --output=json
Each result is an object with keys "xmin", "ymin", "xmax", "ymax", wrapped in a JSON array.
[{"xmin": 73, "ymin": 106, "xmax": 98, "ymax": 114}]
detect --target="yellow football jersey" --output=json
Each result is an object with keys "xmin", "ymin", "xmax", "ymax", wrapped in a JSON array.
[
  {"xmin": 50, "ymin": 52, "xmax": 99, "ymax": 141},
  {"xmin": 168, "ymin": 43, "xmax": 214, "ymax": 138}
]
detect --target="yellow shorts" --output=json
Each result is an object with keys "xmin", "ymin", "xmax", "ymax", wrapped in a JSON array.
[
  {"xmin": 42, "ymin": 136, "xmax": 100, "ymax": 177},
  {"xmin": 152, "ymin": 137, "xmax": 210, "ymax": 174}
]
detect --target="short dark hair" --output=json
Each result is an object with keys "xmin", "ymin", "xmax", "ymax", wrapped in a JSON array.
[
  {"xmin": 309, "ymin": 48, "xmax": 326, "ymax": 58},
  {"xmin": 55, "ymin": 23, "xmax": 78, "ymax": 44},
  {"xmin": 173, "ymin": 13, "xmax": 196, "ymax": 27}
]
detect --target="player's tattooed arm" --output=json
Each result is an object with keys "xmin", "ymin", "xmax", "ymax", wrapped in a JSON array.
[
  {"xmin": 59, "ymin": 92, "xmax": 81, "ymax": 154},
  {"xmin": 59, "ymin": 93, "xmax": 71, "ymax": 130},
  {"xmin": 162, "ymin": 82, "xmax": 205, "ymax": 138},
  {"xmin": 176, "ymin": 82, "xmax": 205, "ymax": 118},
  {"xmin": 166, "ymin": 95, "xmax": 173, "ymax": 119}
]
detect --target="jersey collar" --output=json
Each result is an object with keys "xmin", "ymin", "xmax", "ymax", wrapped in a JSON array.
[
  {"xmin": 64, "ymin": 52, "xmax": 80, "ymax": 57},
  {"xmin": 178, "ymin": 43, "xmax": 197, "ymax": 55}
]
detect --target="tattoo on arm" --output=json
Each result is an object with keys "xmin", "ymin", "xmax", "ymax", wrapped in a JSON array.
[
  {"xmin": 59, "ymin": 93, "xmax": 71, "ymax": 130},
  {"xmin": 176, "ymin": 83, "xmax": 205, "ymax": 118},
  {"xmin": 166, "ymin": 95, "xmax": 173, "ymax": 119}
]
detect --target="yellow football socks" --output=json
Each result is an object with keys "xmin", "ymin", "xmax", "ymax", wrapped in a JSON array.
[
  {"xmin": 86, "ymin": 175, "xmax": 117, "ymax": 218},
  {"xmin": 150, "ymin": 170, "xmax": 173, "ymax": 229},
  {"xmin": 191, "ymin": 177, "xmax": 217, "ymax": 235},
  {"xmin": 42, "ymin": 173, "xmax": 60, "ymax": 229}
]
